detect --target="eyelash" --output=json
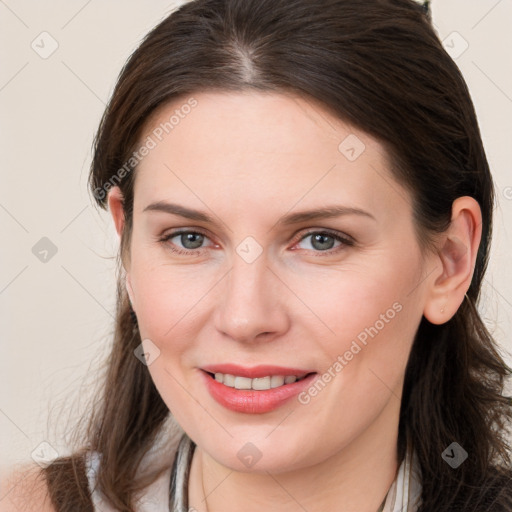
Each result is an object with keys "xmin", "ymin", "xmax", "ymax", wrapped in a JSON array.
[{"xmin": 157, "ymin": 228, "xmax": 354, "ymax": 257}]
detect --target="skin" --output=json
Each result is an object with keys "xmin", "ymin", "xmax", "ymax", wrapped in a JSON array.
[{"xmin": 108, "ymin": 90, "xmax": 482, "ymax": 512}]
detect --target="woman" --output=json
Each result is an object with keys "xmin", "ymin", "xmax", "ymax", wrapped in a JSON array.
[{"xmin": 4, "ymin": 0, "xmax": 512, "ymax": 510}]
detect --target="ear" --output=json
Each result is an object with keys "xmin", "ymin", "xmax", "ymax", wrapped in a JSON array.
[
  {"xmin": 423, "ymin": 196, "xmax": 482, "ymax": 325},
  {"xmin": 108, "ymin": 186, "xmax": 125, "ymax": 238},
  {"xmin": 107, "ymin": 186, "xmax": 135, "ymax": 305}
]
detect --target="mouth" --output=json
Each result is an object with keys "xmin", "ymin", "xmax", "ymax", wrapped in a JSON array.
[
  {"xmin": 202, "ymin": 370, "xmax": 317, "ymax": 391},
  {"xmin": 200, "ymin": 368, "xmax": 319, "ymax": 414}
]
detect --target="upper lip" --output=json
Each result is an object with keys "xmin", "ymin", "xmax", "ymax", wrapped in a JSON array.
[{"xmin": 200, "ymin": 363, "xmax": 315, "ymax": 379}]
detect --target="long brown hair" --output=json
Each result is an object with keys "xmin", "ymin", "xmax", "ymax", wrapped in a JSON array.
[{"xmin": 41, "ymin": 0, "xmax": 512, "ymax": 510}]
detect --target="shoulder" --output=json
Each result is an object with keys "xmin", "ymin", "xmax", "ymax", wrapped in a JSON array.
[
  {"xmin": 1, "ymin": 452, "xmax": 95, "ymax": 512},
  {"xmin": 0, "ymin": 463, "xmax": 55, "ymax": 512}
]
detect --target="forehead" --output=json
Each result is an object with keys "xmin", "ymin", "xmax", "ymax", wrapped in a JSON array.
[
  {"xmin": 133, "ymin": 90, "xmax": 410, "ymax": 221},
  {"xmin": 140, "ymin": 90, "xmax": 381, "ymax": 157}
]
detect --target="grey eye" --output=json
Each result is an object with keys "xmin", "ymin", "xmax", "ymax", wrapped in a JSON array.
[{"xmin": 176, "ymin": 232, "xmax": 205, "ymax": 249}]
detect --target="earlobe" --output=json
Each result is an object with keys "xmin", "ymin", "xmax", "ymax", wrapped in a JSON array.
[
  {"xmin": 108, "ymin": 186, "xmax": 126, "ymax": 238},
  {"xmin": 423, "ymin": 196, "xmax": 482, "ymax": 325}
]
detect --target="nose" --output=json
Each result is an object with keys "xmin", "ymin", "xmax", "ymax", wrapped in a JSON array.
[{"xmin": 213, "ymin": 251, "xmax": 290, "ymax": 344}]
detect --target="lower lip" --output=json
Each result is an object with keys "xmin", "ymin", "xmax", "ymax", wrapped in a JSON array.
[{"xmin": 200, "ymin": 370, "xmax": 318, "ymax": 414}]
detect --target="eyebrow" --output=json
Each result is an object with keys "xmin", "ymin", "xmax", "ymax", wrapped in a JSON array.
[{"xmin": 142, "ymin": 201, "xmax": 376, "ymax": 226}]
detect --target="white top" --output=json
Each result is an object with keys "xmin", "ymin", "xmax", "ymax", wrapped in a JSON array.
[{"xmin": 85, "ymin": 426, "xmax": 422, "ymax": 511}]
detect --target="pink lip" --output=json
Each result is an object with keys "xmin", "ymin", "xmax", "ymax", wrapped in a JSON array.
[
  {"xmin": 200, "ymin": 363, "xmax": 314, "ymax": 379},
  {"xmin": 199, "ymin": 369, "xmax": 318, "ymax": 414}
]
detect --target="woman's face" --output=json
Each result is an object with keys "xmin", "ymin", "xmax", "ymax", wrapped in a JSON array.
[{"xmin": 113, "ymin": 91, "xmax": 436, "ymax": 472}]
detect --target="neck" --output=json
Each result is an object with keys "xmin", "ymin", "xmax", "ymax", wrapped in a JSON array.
[{"xmin": 188, "ymin": 395, "xmax": 402, "ymax": 512}]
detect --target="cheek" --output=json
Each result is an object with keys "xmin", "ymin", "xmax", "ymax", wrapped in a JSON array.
[
  {"xmin": 130, "ymin": 257, "xmax": 214, "ymax": 342},
  {"xmin": 299, "ymin": 270, "xmax": 399, "ymax": 330},
  {"xmin": 131, "ymin": 264, "xmax": 203, "ymax": 412},
  {"xmin": 294, "ymin": 270, "xmax": 419, "ymax": 437},
  {"xmin": 295, "ymin": 256, "xmax": 421, "ymax": 377}
]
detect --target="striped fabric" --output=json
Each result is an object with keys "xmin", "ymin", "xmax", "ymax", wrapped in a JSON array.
[{"xmin": 85, "ymin": 434, "xmax": 422, "ymax": 511}]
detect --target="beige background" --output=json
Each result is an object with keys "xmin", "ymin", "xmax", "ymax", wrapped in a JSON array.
[{"xmin": 1, "ymin": 0, "xmax": 511, "ymax": 483}]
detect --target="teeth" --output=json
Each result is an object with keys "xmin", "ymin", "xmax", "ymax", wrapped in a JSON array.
[{"xmin": 213, "ymin": 372, "xmax": 302, "ymax": 390}]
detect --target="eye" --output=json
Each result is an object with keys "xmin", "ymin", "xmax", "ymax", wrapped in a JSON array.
[
  {"xmin": 158, "ymin": 228, "xmax": 354, "ymax": 257},
  {"xmin": 292, "ymin": 230, "xmax": 354, "ymax": 255},
  {"xmin": 158, "ymin": 229, "xmax": 214, "ymax": 255}
]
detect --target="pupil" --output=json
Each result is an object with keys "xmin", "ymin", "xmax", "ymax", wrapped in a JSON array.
[
  {"xmin": 182, "ymin": 233, "xmax": 203, "ymax": 249},
  {"xmin": 312, "ymin": 234, "xmax": 334, "ymax": 250}
]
